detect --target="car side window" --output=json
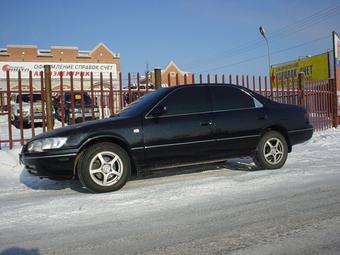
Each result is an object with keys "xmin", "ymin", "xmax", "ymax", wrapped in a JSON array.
[
  {"xmin": 161, "ymin": 86, "xmax": 210, "ymax": 116},
  {"xmin": 211, "ymin": 86, "xmax": 255, "ymax": 111}
]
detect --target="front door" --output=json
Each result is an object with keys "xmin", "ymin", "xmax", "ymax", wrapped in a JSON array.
[{"xmin": 142, "ymin": 86, "xmax": 214, "ymax": 169}]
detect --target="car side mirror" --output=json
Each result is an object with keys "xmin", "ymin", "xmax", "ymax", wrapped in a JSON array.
[{"xmin": 149, "ymin": 105, "xmax": 167, "ymax": 118}]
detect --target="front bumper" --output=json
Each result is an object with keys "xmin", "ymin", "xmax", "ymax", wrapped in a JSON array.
[
  {"xmin": 20, "ymin": 151, "xmax": 77, "ymax": 179},
  {"xmin": 15, "ymin": 113, "xmax": 44, "ymax": 123}
]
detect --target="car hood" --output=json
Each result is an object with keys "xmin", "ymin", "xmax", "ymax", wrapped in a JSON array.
[{"xmin": 28, "ymin": 116, "xmax": 131, "ymax": 144}]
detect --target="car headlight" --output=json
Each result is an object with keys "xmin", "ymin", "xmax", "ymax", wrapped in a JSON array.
[
  {"xmin": 27, "ymin": 137, "xmax": 68, "ymax": 152},
  {"xmin": 74, "ymin": 108, "xmax": 81, "ymax": 113}
]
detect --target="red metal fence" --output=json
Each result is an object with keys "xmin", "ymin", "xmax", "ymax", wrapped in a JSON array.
[{"xmin": 0, "ymin": 71, "xmax": 336, "ymax": 149}]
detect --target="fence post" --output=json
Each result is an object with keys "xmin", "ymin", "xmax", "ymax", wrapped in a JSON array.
[
  {"xmin": 298, "ymin": 72, "xmax": 305, "ymax": 106},
  {"xmin": 44, "ymin": 65, "xmax": 54, "ymax": 131},
  {"xmin": 154, "ymin": 68, "xmax": 162, "ymax": 89},
  {"xmin": 331, "ymin": 79, "xmax": 339, "ymax": 128},
  {"xmin": 6, "ymin": 71, "xmax": 13, "ymax": 149}
]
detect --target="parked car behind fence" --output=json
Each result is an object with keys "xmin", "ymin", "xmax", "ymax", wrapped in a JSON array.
[
  {"xmin": 53, "ymin": 91, "xmax": 100, "ymax": 125},
  {"xmin": 10, "ymin": 93, "xmax": 45, "ymax": 128}
]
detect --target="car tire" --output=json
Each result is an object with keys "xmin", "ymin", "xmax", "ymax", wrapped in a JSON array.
[
  {"xmin": 77, "ymin": 142, "xmax": 131, "ymax": 193},
  {"xmin": 254, "ymin": 131, "xmax": 288, "ymax": 170}
]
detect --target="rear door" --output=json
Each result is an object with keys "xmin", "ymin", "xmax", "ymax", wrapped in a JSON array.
[
  {"xmin": 210, "ymin": 86, "xmax": 267, "ymax": 158},
  {"xmin": 142, "ymin": 86, "xmax": 214, "ymax": 168}
]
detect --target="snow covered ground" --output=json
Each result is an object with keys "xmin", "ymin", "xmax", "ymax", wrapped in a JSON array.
[{"xmin": 0, "ymin": 128, "xmax": 340, "ymax": 254}]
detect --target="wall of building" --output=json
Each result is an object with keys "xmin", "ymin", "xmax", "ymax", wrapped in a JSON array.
[{"xmin": 0, "ymin": 43, "xmax": 120, "ymax": 90}]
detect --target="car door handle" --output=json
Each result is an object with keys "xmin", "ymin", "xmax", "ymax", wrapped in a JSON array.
[
  {"xmin": 200, "ymin": 121, "xmax": 212, "ymax": 126},
  {"xmin": 258, "ymin": 114, "xmax": 268, "ymax": 120}
]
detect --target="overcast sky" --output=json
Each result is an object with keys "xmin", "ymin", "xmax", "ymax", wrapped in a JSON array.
[{"xmin": 1, "ymin": 0, "xmax": 339, "ymax": 77}]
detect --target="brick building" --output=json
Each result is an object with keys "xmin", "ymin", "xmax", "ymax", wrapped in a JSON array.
[
  {"xmin": 0, "ymin": 42, "xmax": 120, "ymax": 90},
  {"xmin": 142, "ymin": 61, "xmax": 193, "ymax": 87}
]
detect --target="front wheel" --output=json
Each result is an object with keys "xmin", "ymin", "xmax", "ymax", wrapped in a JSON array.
[
  {"xmin": 254, "ymin": 131, "xmax": 288, "ymax": 170},
  {"xmin": 77, "ymin": 142, "xmax": 131, "ymax": 193}
]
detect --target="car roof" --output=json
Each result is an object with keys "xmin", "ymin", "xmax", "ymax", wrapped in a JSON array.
[{"xmin": 166, "ymin": 83, "xmax": 248, "ymax": 91}]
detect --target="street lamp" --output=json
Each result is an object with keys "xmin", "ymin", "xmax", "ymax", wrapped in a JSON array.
[{"xmin": 259, "ymin": 26, "xmax": 271, "ymax": 83}]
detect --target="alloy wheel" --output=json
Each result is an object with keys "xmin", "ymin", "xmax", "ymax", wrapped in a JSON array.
[
  {"xmin": 89, "ymin": 151, "xmax": 124, "ymax": 187},
  {"xmin": 263, "ymin": 138, "xmax": 284, "ymax": 165}
]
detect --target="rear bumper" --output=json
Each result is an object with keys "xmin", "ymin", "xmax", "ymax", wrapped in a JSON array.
[
  {"xmin": 20, "ymin": 152, "xmax": 77, "ymax": 178},
  {"xmin": 288, "ymin": 127, "xmax": 314, "ymax": 146}
]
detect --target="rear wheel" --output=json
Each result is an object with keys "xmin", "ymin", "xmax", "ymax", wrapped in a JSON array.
[
  {"xmin": 254, "ymin": 131, "xmax": 288, "ymax": 170},
  {"xmin": 77, "ymin": 142, "xmax": 130, "ymax": 193}
]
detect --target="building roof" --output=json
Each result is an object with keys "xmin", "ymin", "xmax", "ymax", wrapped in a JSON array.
[
  {"xmin": 0, "ymin": 42, "xmax": 120, "ymax": 59},
  {"xmin": 162, "ymin": 61, "xmax": 190, "ymax": 74}
]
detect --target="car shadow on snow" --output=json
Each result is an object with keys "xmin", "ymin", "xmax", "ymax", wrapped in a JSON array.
[
  {"xmin": 19, "ymin": 168, "xmax": 90, "ymax": 193},
  {"xmin": 19, "ymin": 157, "xmax": 257, "ymax": 192},
  {"xmin": 0, "ymin": 247, "xmax": 40, "ymax": 255},
  {"xmin": 135, "ymin": 157, "xmax": 258, "ymax": 180}
]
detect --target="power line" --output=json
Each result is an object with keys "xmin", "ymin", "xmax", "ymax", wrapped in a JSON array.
[
  {"xmin": 183, "ymin": 5, "xmax": 340, "ymax": 70},
  {"xmin": 197, "ymin": 34, "xmax": 331, "ymax": 74}
]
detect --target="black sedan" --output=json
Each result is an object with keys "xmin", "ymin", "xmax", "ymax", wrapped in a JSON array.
[{"xmin": 20, "ymin": 84, "xmax": 313, "ymax": 193}]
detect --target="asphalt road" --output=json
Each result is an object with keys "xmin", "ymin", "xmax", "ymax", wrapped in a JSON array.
[{"xmin": 0, "ymin": 152, "xmax": 340, "ymax": 255}]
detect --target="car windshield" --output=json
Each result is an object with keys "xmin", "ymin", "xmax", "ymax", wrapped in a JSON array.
[
  {"xmin": 117, "ymin": 88, "xmax": 169, "ymax": 117},
  {"xmin": 17, "ymin": 94, "xmax": 42, "ymax": 103}
]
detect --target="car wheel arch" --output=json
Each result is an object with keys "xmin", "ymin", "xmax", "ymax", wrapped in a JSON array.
[
  {"xmin": 73, "ymin": 136, "xmax": 138, "ymax": 178},
  {"xmin": 260, "ymin": 125, "xmax": 292, "ymax": 153}
]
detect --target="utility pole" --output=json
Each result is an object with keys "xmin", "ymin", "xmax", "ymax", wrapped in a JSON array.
[
  {"xmin": 298, "ymin": 72, "xmax": 305, "ymax": 106},
  {"xmin": 259, "ymin": 26, "xmax": 271, "ymax": 86},
  {"xmin": 44, "ymin": 65, "xmax": 54, "ymax": 131}
]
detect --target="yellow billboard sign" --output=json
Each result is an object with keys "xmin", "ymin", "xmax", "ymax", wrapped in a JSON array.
[{"xmin": 271, "ymin": 53, "xmax": 329, "ymax": 87}]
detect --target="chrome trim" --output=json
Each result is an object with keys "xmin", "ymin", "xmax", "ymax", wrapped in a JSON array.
[
  {"xmin": 145, "ymin": 139, "xmax": 216, "ymax": 149},
  {"xmin": 212, "ymin": 107, "xmax": 259, "ymax": 114},
  {"xmin": 216, "ymin": 134, "xmax": 260, "ymax": 141},
  {"xmin": 254, "ymin": 98, "xmax": 263, "ymax": 108},
  {"xmin": 146, "ymin": 110, "xmax": 212, "ymax": 119},
  {"xmin": 131, "ymin": 147, "xmax": 144, "ymax": 151},
  {"xmin": 240, "ymin": 89, "xmax": 263, "ymax": 108},
  {"xmin": 288, "ymin": 128, "xmax": 314, "ymax": 133},
  {"xmin": 147, "ymin": 106, "xmax": 261, "ymax": 119},
  {"xmin": 23, "ymin": 153, "xmax": 77, "ymax": 160},
  {"xmin": 131, "ymin": 134, "xmax": 261, "ymax": 150}
]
